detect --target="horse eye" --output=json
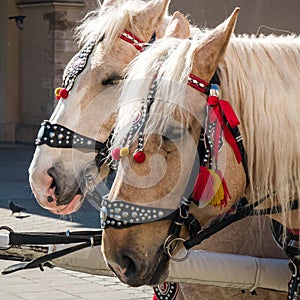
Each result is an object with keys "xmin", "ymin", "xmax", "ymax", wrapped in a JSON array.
[
  {"xmin": 102, "ymin": 75, "xmax": 123, "ymax": 86},
  {"xmin": 163, "ymin": 127, "xmax": 187, "ymax": 141}
]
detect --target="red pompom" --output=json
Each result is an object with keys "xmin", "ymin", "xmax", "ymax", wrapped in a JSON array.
[
  {"xmin": 192, "ymin": 166, "xmax": 214, "ymax": 202},
  {"xmin": 133, "ymin": 150, "xmax": 146, "ymax": 163},
  {"xmin": 111, "ymin": 148, "xmax": 121, "ymax": 161},
  {"xmin": 59, "ymin": 88, "xmax": 69, "ymax": 99}
]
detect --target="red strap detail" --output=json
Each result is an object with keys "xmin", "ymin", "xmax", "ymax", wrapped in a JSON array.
[
  {"xmin": 289, "ymin": 228, "xmax": 300, "ymax": 236},
  {"xmin": 120, "ymin": 30, "xmax": 144, "ymax": 52},
  {"xmin": 188, "ymin": 73, "xmax": 209, "ymax": 94},
  {"xmin": 207, "ymin": 96, "xmax": 242, "ymax": 163}
]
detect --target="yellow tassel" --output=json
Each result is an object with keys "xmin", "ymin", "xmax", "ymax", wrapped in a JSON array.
[{"xmin": 208, "ymin": 170, "xmax": 224, "ymax": 207}]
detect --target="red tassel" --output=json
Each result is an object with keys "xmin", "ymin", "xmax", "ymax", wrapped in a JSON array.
[
  {"xmin": 193, "ymin": 167, "xmax": 231, "ymax": 210},
  {"xmin": 153, "ymin": 295, "xmax": 157, "ymax": 300},
  {"xmin": 193, "ymin": 166, "xmax": 214, "ymax": 202}
]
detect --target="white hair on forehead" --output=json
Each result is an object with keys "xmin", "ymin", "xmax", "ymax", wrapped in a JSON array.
[
  {"xmin": 111, "ymin": 36, "xmax": 203, "ymax": 148},
  {"xmin": 75, "ymin": 0, "xmax": 157, "ymax": 50}
]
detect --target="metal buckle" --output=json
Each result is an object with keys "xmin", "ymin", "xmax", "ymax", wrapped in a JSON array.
[
  {"xmin": 163, "ymin": 235, "xmax": 190, "ymax": 262},
  {"xmin": 0, "ymin": 226, "xmax": 13, "ymax": 250}
]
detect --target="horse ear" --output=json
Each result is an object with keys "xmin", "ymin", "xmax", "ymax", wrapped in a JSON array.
[
  {"xmin": 191, "ymin": 7, "xmax": 240, "ymax": 82},
  {"xmin": 101, "ymin": 0, "xmax": 118, "ymax": 7},
  {"xmin": 164, "ymin": 11, "xmax": 190, "ymax": 39},
  {"xmin": 130, "ymin": 0, "xmax": 171, "ymax": 41}
]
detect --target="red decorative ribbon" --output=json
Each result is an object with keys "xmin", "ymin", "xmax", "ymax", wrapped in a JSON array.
[
  {"xmin": 120, "ymin": 30, "xmax": 144, "ymax": 52},
  {"xmin": 207, "ymin": 95, "xmax": 242, "ymax": 163}
]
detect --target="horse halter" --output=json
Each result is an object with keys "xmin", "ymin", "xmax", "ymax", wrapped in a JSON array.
[
  {"xmin": 35, "ymin": 30, "xmax": 156, "ymax": 167},
  {"xmin": 100, "ymin": 66, "xmax": 249, "ymax": 262}
]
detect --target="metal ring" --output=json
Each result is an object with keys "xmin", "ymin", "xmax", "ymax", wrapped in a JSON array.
[
  {"xmin": 0, "ymin": 226, "xmax": 13, "ymax": 250},
  {"xmin": 163, "ymin": 236, "xmax": 190, "ymax": 262}
]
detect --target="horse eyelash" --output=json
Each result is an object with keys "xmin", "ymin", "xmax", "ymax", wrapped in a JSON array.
[{"xmin": 102, "ymin": 75, "xmax": 124, "ymax": 86}]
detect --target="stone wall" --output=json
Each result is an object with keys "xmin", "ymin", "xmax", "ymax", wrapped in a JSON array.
[{"xmin": 0, "ymin": 0, "xmax": 299, "ymax": 143}]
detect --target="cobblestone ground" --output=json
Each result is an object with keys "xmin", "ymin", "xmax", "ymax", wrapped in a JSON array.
[{"xmin": 0, "ymin": 144, "xmax": 153, "ymax": 300}]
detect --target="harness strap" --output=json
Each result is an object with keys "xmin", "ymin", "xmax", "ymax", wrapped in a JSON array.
[
  {"xmin": 2, "ymin": 242, "xmax": 92, "ymax": 275},
  {"xmin": 184, "ymin": 197, "xmax": 299, "ymax": 250},
  {"xmin": 0, "ymin": 227, "xmax": 102, "ymax": 275},
  {"xmin": 0, "ymin": 226, "xmax": 102, "ymax": 249}
]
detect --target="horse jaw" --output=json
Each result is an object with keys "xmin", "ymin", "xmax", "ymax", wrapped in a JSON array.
[{"xmin": 102, "ymin": 222, "xmax": 172, "ymax": 287}]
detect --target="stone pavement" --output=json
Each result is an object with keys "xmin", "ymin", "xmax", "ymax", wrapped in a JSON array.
[{"xmin": 0, "ymin": 143, "xmax": 153, "ymax": 300}]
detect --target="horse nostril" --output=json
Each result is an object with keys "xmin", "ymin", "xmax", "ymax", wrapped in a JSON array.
[
  {"xmin": 122, "ymin": 255, "xmax": 137, "ymax": 278},
  {"xmin": 47, "ymin": 196, "xmax": 54, "ymax": 203},
  {"xmin": 49, "ymin": 177, "xmax": 56, "ymax": 190}
]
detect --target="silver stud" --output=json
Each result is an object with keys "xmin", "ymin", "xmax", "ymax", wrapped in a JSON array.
[
  {"xmin": 122, "ymin": 212, "xmax": 129, "ymax": 218},
  {"xmin": 49, "ymin": 132, "xmax": 55, "ymax": 138},
  {"xmin": 158, "ymin": 211, "xmax": 164, "ymax": 217},
  {"xmin": 114, "ymin": 208, "xmax": 121, "ymax": 214},
  {"xmin": 58, "ymin": 133, "xmax": 64, "ymax": 140},
  {"xmin": 100, "ymin": 206, "xmax": 107, "ymax": 222},
  {"xmin": 131, "ymin": 212, "xmax": 138, "ymax": 218},
  {"xmin": 114, "ymin": 215, "xmax": 121, "ymax": 220}
]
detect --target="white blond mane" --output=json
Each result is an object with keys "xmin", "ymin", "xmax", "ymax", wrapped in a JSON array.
[
  {"xmin": 75, "ymin": 0, "xmax": 160, "ymax": 51},
  {"xmin": 219, "ymin": 34, "xmax": 300, "ymax": 222},
  {"xmin": 113, "ymin": 29, "xmax": 300, "ymax": 225},
  {"xmin": 112, "ymin": 35, "xmax": 204, "ymax": 148}
]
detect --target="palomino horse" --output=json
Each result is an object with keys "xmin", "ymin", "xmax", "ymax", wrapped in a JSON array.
[
  {"xmin": 29, "ymin": 0, "xmax": 170, "ymax": 214},
  {"xmin": 29, "ymin": 1, "xmax": 288, "ymax": 299},
  {"xmin": 103, "ymin": 7, "xmax": 299, "ymax": 296}
]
